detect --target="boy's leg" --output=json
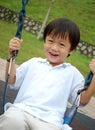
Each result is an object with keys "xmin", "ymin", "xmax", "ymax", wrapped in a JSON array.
[
  {"xmin": 27, "ymin": 115, "xmax": 61, "ymax": 130},
  {"xmin": 0, "ymin": 107, "xmax": 28, "ymax": 130},
  {"xmin": 0, "ymin": 107, "xmax": 61, "ymax": 130},
  {"xmin": 35, "ymin": 119, "xmax": 61, "ymax": 130}
]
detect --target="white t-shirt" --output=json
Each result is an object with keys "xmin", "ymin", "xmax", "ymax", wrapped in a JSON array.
[{"xmin": 8, "ymin": 58, "xmax": 85, "ymax": 130}]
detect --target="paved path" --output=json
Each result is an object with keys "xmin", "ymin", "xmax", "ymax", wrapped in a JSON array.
[{"xmin": 0, "ymin": 58, "xmax": 95, "ymax": 119}]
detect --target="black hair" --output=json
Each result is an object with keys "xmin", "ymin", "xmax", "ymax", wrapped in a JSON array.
[{"xmin": 43, "ymin": 18, "xmax": 80, "ymax": 51}]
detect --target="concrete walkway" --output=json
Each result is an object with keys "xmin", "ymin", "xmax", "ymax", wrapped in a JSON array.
[{"xmin": 0, "ymin": 58, "xmax": 95, "ymax": 119}]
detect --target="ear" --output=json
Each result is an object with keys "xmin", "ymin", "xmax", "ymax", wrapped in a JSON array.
[
  {"xmin": 67, "ymin": 50, "xmax": 74, "ymax": 57},
  {"xmin": 69, "ymin": 50, "xmax": 74, "ymax": 54}
]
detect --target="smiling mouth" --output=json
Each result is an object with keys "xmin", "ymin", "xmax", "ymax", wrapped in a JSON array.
[{"xmin": 49, "ymin": 52, "xmax": 59, "ymax": 57}]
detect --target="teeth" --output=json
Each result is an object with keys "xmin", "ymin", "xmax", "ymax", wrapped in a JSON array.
[
  {"xmin": 50, "ymin": 52, "xmax": 58, "ymax": 56},
  {"xmin": 53, "ymin": 54, "xmax": 57, "ymax": 56},
  {"xmin": 52, "ymin": 53, "xmax": 58, "ymax": 56}
]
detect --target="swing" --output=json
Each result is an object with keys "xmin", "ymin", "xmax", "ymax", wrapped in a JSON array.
[
  {"xmin": 2, "ymin": 0, "xmax": 29, "ymax": 113},
  {"xmin": 2, "ymin": 0, "xmax": 93, "ymax": 126},
  {"xmin": 64, "ymin": 71, "xmax": 93, "ymax": 124}
]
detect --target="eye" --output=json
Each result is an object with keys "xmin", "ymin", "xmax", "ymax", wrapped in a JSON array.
[
  {"xmin": 59, "ymin": 43, "xmax": 65, "ymax": 47},
  {"xmin": 48, "ymin": 39, "xmax": 54, "ymax": 43}
]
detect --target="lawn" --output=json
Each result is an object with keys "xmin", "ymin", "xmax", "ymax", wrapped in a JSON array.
[
  {"xmin": 0, "ymin": 0, "xmax": 93, "ymax": 78},
  {"xmin": 0, "ymin": 0, "xmax": 95, "ymax": 45}
]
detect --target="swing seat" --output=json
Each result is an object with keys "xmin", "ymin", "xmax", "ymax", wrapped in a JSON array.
[
  {"xmin": 64, "ymin": 105, "xmax": 78, "ymax": 124},
  {"xmin": 63, "ymin": 71, "xmax": 93, "ymax": 124}
]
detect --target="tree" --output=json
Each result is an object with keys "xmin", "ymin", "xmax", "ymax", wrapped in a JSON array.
[{"xmin": 37, "ymin": 0, "xmax": 55, "ymax": 39}]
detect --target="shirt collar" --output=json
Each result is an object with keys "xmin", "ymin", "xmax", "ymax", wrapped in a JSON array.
[{"xmin": 37, "ymin": 58, "xmax": 70, "ymax": 68}]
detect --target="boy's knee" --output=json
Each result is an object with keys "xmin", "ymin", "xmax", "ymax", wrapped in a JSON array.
[{"xmin": 0, "ymin": 107, "xmax": 25, "ymax": 130}]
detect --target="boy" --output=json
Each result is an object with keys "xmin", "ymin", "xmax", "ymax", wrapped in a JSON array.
[{"xmin": 0, "ymin": 18, "xmax": 95, "ymax": 130}]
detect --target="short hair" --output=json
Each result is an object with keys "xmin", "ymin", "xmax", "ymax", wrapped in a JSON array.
[{"xmin": 43, "ymin": 18, "xmax": 80, "ymax": 51}]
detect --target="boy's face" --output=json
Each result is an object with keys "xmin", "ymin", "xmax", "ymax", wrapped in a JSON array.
[{"xmin": 44, "ymin": 34, "xmax": 73, "ymax": 66}]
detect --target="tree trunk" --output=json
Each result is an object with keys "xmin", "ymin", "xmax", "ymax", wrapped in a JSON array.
[{"xmin": 37, "ymin": 0, "xmax": 55, "ymax": 39}]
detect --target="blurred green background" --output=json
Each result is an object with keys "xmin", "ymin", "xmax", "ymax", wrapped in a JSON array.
[{"xmin": 0, "ymin": 0, "xmax": 95, "ymax": 78}]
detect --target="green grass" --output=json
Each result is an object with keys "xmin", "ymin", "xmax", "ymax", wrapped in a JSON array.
[
  {"xmin": 0, "ymin": 0, "xmax": 94, "ymax": 77},
  {"xmin": 0, "ymin": 0, "xmax": 95, "ymax": 45},
  {"xmin": 0, "ymin": 20, "xmax": 45, "ymax": 62},
  {"xmin": 66, "ymin": 52, "xmax": 91, "ymax": 77}
]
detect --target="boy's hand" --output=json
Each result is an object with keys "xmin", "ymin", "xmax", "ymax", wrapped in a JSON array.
[
  {"xmin": 9, "ymin": 37, "xmax": 23, "ymax": 55},
  {"xmin": 89, "ymin": 58, "xmax": 95, "ymax": 75}
]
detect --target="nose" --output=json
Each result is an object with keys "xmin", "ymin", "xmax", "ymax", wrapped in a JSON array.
[{"xmin": 51, "ymin": 43, "xmax": 58, "ymax": 51}]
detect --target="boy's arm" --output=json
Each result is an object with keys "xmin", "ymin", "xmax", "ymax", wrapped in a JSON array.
[
  {"xmin": 5, "ymin": 53, "xmax": 16, "ymax": 84},
  {"xmin": 80, "ymin": 58, "xmax": 95, "ymax": 105},
  {"xmin": 80, "ymin": 75, "xmax": 95, "ymax": 105},
  {"xmin": 5, "ymin": 37, "xmax": 22, "ymax": 84}
]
